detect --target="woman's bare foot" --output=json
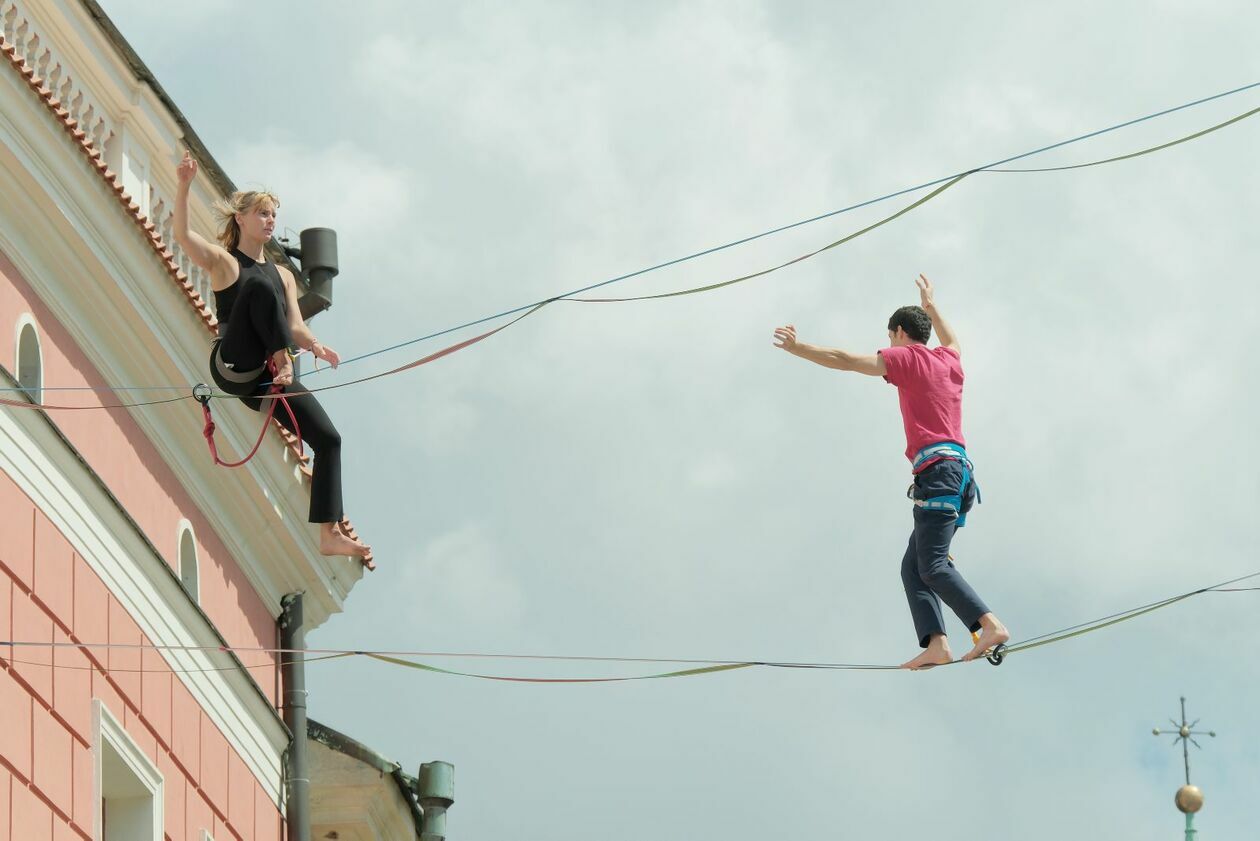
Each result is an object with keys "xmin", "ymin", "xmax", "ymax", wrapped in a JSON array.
[
  {"xmin": 961, "ymin": 613, "xmax": 1010, "ymax": 662},
  {"xmin": 900, "ymin": 634, "xmax": 953, "ymax": 670},
  {"xmin": 319, "ymin": 522, "xmax": 371, "ymax": 559}
]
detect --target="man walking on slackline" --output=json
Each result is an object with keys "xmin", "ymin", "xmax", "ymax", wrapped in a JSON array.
[{"xmin": 773, "ymin": 275, "xmax": 1008, "ymax": 669}]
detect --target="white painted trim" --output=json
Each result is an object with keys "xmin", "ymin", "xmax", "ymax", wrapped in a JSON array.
[
  {"xmin": 93, "ymin": 699, "xmax": 164, "ymax": 841},
  {"xmin": 176, "ymin": 517, "xmax": 200, "ymax": 604},
  {"xmin": 0, "ymin": 75, "xmax": 292, "ymax": 803},
  {"xmin": 0, "ymin": 402, "xmax": 288, "ymax": 806}
]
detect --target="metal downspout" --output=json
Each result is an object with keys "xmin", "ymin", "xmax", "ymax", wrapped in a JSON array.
[{"xmin": 280, "ymin": 593, "xmax": 310, "ymax": 841}]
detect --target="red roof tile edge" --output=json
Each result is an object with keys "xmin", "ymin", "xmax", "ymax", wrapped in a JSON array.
[{"xmin": 1, "ymin": 37, "xmax": 373, "ymax": 570}]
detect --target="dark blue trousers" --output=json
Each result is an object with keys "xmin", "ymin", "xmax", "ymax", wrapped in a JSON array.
[{"xmin": 900, "ymin": 459, "xmax": 989, "ymax": 648}]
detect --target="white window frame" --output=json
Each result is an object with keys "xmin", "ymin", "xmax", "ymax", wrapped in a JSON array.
[
  {"xmin": 93, "ymin": 700, "xmax": 164, "ymax": 841},
  {"xmin": 177, "ymin": 518, "xmax": 200, "ymax": 604},
  {"xmin": 14, "ymin": 313, "xmax": 42, "ymax": 402}
]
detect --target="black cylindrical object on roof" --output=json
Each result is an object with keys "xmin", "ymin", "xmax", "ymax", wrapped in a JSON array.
[{"xmin": 299, "ymin": 227, "xmax": 338, "ymax": 315}]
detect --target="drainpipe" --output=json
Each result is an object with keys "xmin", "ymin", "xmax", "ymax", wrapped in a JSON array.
[
  {"xmin": 280, "ymin": 593, "xmax": 310, "ymax": 841},
  {"xmin": 417, "ymin": 761, "xmax": 454, "ymax": 841}
]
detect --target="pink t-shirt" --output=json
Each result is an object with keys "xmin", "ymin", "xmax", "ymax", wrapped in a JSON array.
[{"xmin": 878, "ymin": 343, "xmax": 966, "ymax": 463}]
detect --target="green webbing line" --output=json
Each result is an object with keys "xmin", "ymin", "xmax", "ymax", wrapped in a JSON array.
[
  {"xmin": 1, "ymin": 579, "xmax": 1254, "ymax": 682},
  {"xmin": 564, "ymin": 101, "xmax": 1260, "ymax": 305},
  {"xmin": 996, "ymin": 568, "xmax": 1260, "ymax": 660},
  {"xmin": 365, "ymin": 652, "xmax": 756, "ymax": 683},
  {"xmin": 359, "ymin": 574, "xmax": 1258, "ymax": 680},
  {"xmin": 565, "ymin": 174, "xmax": 971, "ymax": 303},
  {"xmin": 1000, "ymin": 594, "xmax": 1197, "ymax": 658},
  {"xmin": 988, "ymin": 104, "xmax": 1260, "ymax": 173}
]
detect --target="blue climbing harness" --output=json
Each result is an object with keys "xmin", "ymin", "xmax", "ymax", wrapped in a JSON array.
[{"xmin": 908, "ymin": 442, "xmax": 981, "ymax": 527}]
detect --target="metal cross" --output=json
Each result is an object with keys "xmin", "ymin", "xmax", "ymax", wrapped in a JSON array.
[{"xmin": 1152, "ymin": 696, "xmax": 1216, "ymax": 785}]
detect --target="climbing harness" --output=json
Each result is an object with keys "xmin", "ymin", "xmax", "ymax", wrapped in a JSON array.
[{"xmin": 908, "ymin": 442, "xmax": 980, "ymax": 527}]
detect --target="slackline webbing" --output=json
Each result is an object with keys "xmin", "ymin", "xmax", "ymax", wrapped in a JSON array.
[
  {"xmin": 562, "ymin": 103, "xmax": 1260, "ymax": 303},
  {"xmin": 2, "ymin": 570, "xmax": 1255, "ymax": 682},
  {"xmin": 563, "ymin": 175, "xmax": 969, "ymax": 303},
  {"xmin": 987, "ymin": 104, "xmax": 1260, "ymax": 172},
  {"xmin": 242, "ymin": 303, "xmax": 549, "ymax": 401},
  {"xmin": 4, "ymin": 83, "xmax": 1257, "ymax": 405}
]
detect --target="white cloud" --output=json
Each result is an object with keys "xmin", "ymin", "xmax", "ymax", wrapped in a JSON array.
[
  {"xmin": 223, "ymin": 138, "xmax": 412, "ymax": 261},
  {"xmin": 402, "ymin": 523, "xmax": 524, "ymax": 627},
  {"xmin": 686, "ymin": 452, "xmax": 739, "ymax": 488},
  {"xmin": 97, "ymin": 1, "xmax": 1260, "ymax": 838}
]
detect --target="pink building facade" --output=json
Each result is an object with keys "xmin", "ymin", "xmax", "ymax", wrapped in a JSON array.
[{"xmin": 0, "ymin": 1, "xmax": 370, "ymax": 838}]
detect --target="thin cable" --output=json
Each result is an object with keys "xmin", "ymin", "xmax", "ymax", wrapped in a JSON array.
[
  {"xmin": 236, "ymin": 302, "xmax": 549, "ymax": 401},
  {"xmin": 1, "ymin": 651, "xmax": 352, "ymax": 674},
  {"xmin": 0, "ymin": 393, "xmax": 189, "ymax": 411},
  {"xmin": 0, "ymin": 384, "xmax": 193, "ymax": 393},
  {"xmin": 1002, "ymin": 570, "xmax": 1260, "ymax": 652},
  {"xmin": 987, "ymin": 105, "xmax": 1260, "ymax": 172},
  {"xmin": 9, "ymin": 82, "xmax": 1260, "ymax": 399},
  {"xmin": 564, "ymin": 173, "xmax": 969, "ymax": 303},
  {"xmin": 305, "ymin": 80, "xmax": 1260, "ymax": 375},
  {"xmin": 213, "ymin": 93, "xmax": 1260, "ymax": 397},
  {"xmin": 3, "ymin": 570, "xmax": 1254, "ymax": 674}
]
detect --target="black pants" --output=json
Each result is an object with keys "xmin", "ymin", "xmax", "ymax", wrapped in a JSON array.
[
  {"xmin": 209, "ymin": 278, "xmax": 343, "ymax": 524},
  {"xmin": 217, "ymin": 272, "xmax": 294, "ymax": 372},
  {"xmin": 900, "ymin": 460, "xmax": 989, "ymax": 648}
]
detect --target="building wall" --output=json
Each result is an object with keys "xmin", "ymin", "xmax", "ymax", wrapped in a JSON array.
[
  {"xmin": 0, "ymin": 251, "xmax": 280, "ymax": 700},
  {"xmin": 0, "ymin": 1, "xmax": 374, "ymax": 834},
  {"xmin": 0, "ymin": 141, "xmax": 283, "ymax": 841},
  {"xmin": 1, "ymin": 517, "xmax": 284, "ymax": 840}
]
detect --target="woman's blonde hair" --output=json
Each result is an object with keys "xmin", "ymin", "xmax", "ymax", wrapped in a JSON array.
[{"xmin": 212, "ymin": 190, "xmax": 280, "ymax": 251}]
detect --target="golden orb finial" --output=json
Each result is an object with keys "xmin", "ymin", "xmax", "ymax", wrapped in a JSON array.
[{"xmin": 1175, "ymin": 784, "xmax": 1204, "ymax": 814}]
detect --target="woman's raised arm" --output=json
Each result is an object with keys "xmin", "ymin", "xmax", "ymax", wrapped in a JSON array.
[{"xmin": 173, "ymin": 150, "xmax": 235, "ymax": 287}]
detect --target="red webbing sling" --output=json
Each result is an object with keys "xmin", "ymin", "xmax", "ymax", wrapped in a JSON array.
[{"xmin": 197, "ymin": 358, "xmax": 302, "ymax": 468}]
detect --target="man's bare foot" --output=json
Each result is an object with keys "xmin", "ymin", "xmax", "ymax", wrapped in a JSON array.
[
  {"xmin": 900, "ymin": 635, "xmax": 952, "ymax": 670},
  {"xmin": 961, "ymin": 613, "xmax": 1010, "ymax": 662},
  {"xmin": 319, "ymin": 523, "xmax": 371, "ymax": 559}
]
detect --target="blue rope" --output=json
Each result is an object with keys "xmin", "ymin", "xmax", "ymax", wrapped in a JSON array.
[
  {"xmin": 305, "ymin": 79, "xmax": 1260, "ymax": 377},
  {"xmin": 6, "ymin": 80, "xmax": 1257, "ymax": 393}
]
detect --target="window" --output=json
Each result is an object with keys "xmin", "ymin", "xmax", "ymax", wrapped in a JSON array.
[
  {"xmin": 177, "ymin": 520, "xmax": 199, "ymax": 603},
  {"xmin": 94, "ymin": 701, "xmax": 163, "ymax": 841},
  {"xmin": 15, "ymin": 315, "xmax": 41, "ymax": 403}
]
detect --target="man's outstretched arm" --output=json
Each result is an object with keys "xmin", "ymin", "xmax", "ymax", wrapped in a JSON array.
[
  {"xmin": 917, "ymin": 273, "xmax": 960, "ymax": 353},
  {"xmin": 773, "ymin": 325, "xmax": 887, "ymax": 376}
]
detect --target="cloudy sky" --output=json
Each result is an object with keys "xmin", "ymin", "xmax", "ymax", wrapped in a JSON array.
[{"xmin": 99, "ymin": 1, "xmax": 1258, "ymax": 838}]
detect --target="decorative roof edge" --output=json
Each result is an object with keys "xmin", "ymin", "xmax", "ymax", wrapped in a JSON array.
[{"xmin": 0, "ymin": 25, "xmax": 373, "ymax": 570}]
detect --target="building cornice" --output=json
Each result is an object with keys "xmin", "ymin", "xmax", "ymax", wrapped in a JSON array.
[{"xmin": 0, "ymin": 0, "xmax": 372, "ymax": 630}]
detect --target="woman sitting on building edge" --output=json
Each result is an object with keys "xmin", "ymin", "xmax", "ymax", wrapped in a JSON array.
[{"xmin": 173, "ymin": 150, "xmax": 371, "ymax": 562}]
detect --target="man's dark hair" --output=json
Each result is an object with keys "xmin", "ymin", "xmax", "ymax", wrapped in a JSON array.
[{"xmin": 887, "ymin": 306, "xmax": 932, "ymax": 344}]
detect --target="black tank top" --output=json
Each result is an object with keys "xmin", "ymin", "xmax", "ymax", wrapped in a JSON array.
[{"xmin": 214, "ymin": 249, "xmax": 287, "ymax": 334}]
